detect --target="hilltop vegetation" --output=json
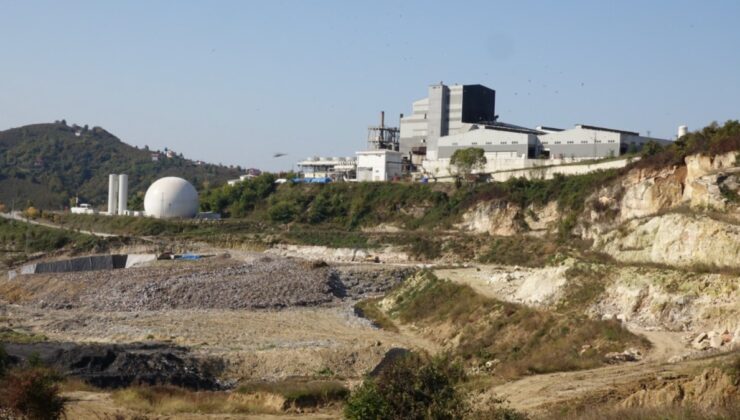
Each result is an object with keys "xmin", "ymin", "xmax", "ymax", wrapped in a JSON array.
[{"xmin": 0, "ymin": 122, "xmax": 242, "ymax": 210}]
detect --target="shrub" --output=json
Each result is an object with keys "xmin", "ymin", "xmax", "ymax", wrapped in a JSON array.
[
  {"xmin": 0, "ymin": 368, "xmax": 67, "ymax": 420},
  {"xmin": 345, "ymin": 353, "xmax": 467, "ymax": 420}
]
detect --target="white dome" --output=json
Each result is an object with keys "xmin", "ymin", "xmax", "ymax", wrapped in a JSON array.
[{"xmin": 144, "ymin": 177, "xmax": 199, "ymax": 219}]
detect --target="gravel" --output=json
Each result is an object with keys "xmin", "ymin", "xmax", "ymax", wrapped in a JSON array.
[{"xmin": 2, "ymin": 256, "xmax": 414, "ymax": 312}]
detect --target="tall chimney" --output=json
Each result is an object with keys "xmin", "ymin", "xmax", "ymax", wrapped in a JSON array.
[
  {"xmin": 118, "ymin": 174, "xmax": 128, "ymax": 215},
  {"xmin": 108, "ymin": 174, "xmax": 118, "ymax": 215},
  {"xmin": 380, "ymin": 111, "xmax": 385, "ymax": 128}
]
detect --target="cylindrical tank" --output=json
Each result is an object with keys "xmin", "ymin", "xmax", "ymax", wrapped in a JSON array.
[
  {"xmin": 678, "ymin": 125, "xmax": 688, "ymax": 138},
  {"xmin": 144, "ymin": 177, "xmax": 199, "ymax": 219},
  {"xmin": 108, "ymin": 174, "xmax": 118, "ymax": 215},
  {"xmin": 118, "ymin": 174, "xmax": 128, "ymax": 215}
]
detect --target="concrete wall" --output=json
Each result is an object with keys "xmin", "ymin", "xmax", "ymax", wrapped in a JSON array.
[
  {"xmin": 488, "ymin": 157, "xmax": 635, "ymax": 182},
  {"xmin": 422, "ymin": 155, "xmax": 635, "ymax": 181}
]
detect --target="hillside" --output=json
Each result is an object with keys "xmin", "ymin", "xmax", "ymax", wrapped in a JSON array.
[{"xmin": 0, "ymin": 122, "xmax": 242, "ymax": 210}]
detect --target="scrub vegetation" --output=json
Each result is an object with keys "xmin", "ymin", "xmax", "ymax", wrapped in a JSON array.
[
  {"xmin": 0, "ymin": 122, "xmax": 242, "ymax": 210},
  {"xmin": 379, "ymin": 272, "xmax": 650, "ymax": 378}
]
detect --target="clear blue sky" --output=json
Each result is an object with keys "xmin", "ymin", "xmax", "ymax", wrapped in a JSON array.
[{"xmin": 1, "ymin": 0, "xmax": 739, "ymax": 171}]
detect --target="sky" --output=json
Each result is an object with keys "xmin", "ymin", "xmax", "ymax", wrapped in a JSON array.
[{"xmin": 1, "ymin": 0, "xmax": 739, "ymax": 171}]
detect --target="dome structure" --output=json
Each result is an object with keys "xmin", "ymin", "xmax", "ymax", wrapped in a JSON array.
[{"xmin": 144, "ymin": 177, "xmax": 199, "ymax": 219}]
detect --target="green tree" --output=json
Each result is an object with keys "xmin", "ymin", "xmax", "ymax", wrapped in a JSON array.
[
  {"xmin": 450, "ymin": 148, "xmax": 487, "ymax": 181},
  {"xmin": 344, "ymin": 353, "xmax": 467, "ymax": 420}
]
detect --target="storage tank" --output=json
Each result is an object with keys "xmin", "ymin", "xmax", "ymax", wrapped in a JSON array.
[
  {"xmin": 143, "ymin": 177, "xmax": 199, "ymax": 219},
  {"xmin": 678, "ymin": 125, "xmax": 688, "ymax": 138},
  {"xmin": 108, "ymin": 174, "xmax": 119, "ymax": 215},
  {"xmin": 118, "ymin": 174, "xmax": 128, "ymax": 215}
]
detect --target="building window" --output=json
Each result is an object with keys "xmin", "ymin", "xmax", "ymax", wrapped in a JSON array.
[
  {"xmin": 555, "ymin": 141, "xmax": 561, "ymax": 144},
  {"xmin": 581, "ymin": 140, "xmax": 588, "ymax": 144},
  {"xmin": 485, "ymin": 142, "xmax": 492, "ymax": 145},
  {"xmin": 471, "ymin": 142, "xmax": 477, "ymax": 145},
  {"xmin": 501, "ymin": 141, "xmax": 507, "ymax": 144},
  {"xmin": 542, "ymin": 141, "xmax": 548, "ymax": 145},
  {"xmin": 595, "ymin": 140, "xmax": 602, "ymax": 143},
  {"xmin": 567, "ymin": 141, "xmax": 574, "ymax": 144},
  {"xmin": 512, "ymin": 141, "xmax": 518, "ymax": 144}
]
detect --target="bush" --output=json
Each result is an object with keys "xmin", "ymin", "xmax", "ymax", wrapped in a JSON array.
[
  {"xmin": 345, "ymin": 353, "xmax": 467, "ymax": 420},
  {"xmin": 0, "ymin": 368, "xmax": 67, "ymax": 420}
]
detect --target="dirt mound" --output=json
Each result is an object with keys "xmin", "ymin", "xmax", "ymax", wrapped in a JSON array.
[
  {"xmin": 0, "ymin": 257, "xmax": 413, "ymax": 311},
  {"xmin": 4, "ymin": 342, "xmax": 225, "ymax": 390},
  {"xmin": 621, "ymin": 367, "xmax": 739, "ymax": 410}
]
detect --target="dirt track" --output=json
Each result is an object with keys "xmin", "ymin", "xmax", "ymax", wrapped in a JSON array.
[{"xmin": 483, "ymin": 327, "xmax": 703, "ymax": 412}]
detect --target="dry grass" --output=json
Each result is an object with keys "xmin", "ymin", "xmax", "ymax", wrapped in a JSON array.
[
  {"xmin": 111, "ymin": 386, "xmax": 268, "ymax": 415},
  {"xmin": 110, "ymin": 380, "xmax": 349, "ymax": 415},
  {"xmin": 0, "ymin": 327, "xmax": 48, "ymax": 343},
  {"xmin": 388, "ymin": 272, "xmax": 650, "ymax": 378},
  {"xmin": 236, "ymin": 379, "xmax": 349, "ymax": 409},
  {"xmin": 539, "ymin": 402, "xmax": 740, "ymax": 420},
  {"xmin": 354, "ymin": 298, "xmax": 400, "ymax": 333}
]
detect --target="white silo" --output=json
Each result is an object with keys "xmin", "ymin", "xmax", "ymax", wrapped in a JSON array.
[
  {"xmin": 118, "ymin": 174, "xmax": 128, "ymax": 215},
  {"xmin": 144, "ymin": 177, "xmax": 199, "ymax": 219},
  {"xmin": 108, "ymin": 174, "xmax": 119, "ymax": 215},
  {"xmin": 678, "ymin": 125, "xmax": 688, "ymax": 138}
]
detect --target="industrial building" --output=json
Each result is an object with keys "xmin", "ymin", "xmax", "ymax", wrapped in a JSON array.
[
  {"xmin": 296, "ymin": 156, "xmax": 357, "ymax": 181},
  {"xmin": 397, "ymin": 82, "xmax": 672, "ymax": 177},
  {"xmin": 294, "ymin": 82, "xmax": 674, "ymax": 182}
]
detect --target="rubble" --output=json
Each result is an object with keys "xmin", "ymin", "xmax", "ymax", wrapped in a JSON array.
[{"xmin": 0, "ymin": 257, "xmax": 414, "ymax": 312}]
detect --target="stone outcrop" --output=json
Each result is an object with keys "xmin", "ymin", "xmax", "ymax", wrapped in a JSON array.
[
  {"xmin": 457, "ymin": 201, "xmax": 560, "ymax": 236},
  {"xmin": 596, "ymin": 213, "xmax": 740, "ymax": 269},
  {"xmin": 456, "ymin": 201, "xmax": 522, "ymax": 236},
  {"xmin": 621, "ymin": 368, "xmax": 738, "ymax": 409},
  {"xmin": 618, "ymin": 166, "xmax": 685, "ymax": 221}
]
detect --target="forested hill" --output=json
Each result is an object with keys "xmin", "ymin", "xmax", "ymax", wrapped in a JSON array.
[{"xmin": 0, "ymin": 122, "xmax": 242, "ymax": 210}]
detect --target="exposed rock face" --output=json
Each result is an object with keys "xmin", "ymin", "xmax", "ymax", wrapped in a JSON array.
[
  {"xmin": 587, "ymin": 266, "xmax": 739, "ymax": 333},
  {"xmin": 683, "ymin": 152, "xmax": 739, "ymax": 209},
  {"xmin": 457, "ymin": 201, "xmax": 522, "ymax": 236},
  {"xmin": 457, "ymin": 201, "xmax": 560, "ymax": 236},
  {"xmin": 618, "ymin": 166, "xmax": 685, "ymax": 221},
  {"xmin": 524, "ymin": 201, "xmax": 560, "ymax": 234},
  {"xmin": 621, "ymin": 368, "xmax": 738, "ymax": 409},
  {"xmin": 596, "ymin": 213, "xmax": 740, "ymax": 269}
]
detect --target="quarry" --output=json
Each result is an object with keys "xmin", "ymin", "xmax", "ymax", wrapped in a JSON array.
[{"xmin": 1, "ymin": 126, "xmax": 739, "ymax": 419}]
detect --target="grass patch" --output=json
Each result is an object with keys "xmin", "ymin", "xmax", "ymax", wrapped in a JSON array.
[
  {"xmin": 236, "ymin": 379, "xmax": 349, "ymax": 408},
  {"xmin": 477, "ymin": 235, "xmax": 566, "ymax": 267},
  {"xmin": 556, "ymin": 264, "xmax": 608, "ymax": 313},
  {"xmin": 387, "ymin": 272, "xmax": 650, "ymax": 378},
  {"xmin": 354, "ymin": 298, "xmax": 399, "ymax": 333},
  {"xmin": 111, "ymin": 385, "xmax": 272, "ymax": 415},
  {"xmin": 0, "ymin": 327, "xmax": 48, "ymax": 344}
]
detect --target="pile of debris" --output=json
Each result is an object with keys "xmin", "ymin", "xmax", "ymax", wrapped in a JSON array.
[
  {"xmin": 3, "ymin": 342, "xmax": 225, "ymax": 390},
  {"xmin": 0, "ymin": 256, "xmax": 414, "ymax": 311},
  {"xmin": 691, "ymin": 329, "xmax": 739, "ymax": 351}
]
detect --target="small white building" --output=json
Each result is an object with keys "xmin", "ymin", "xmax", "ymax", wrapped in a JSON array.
[
  {"xmin": 71, "ymin": 204, "xmax": 97, "ymax": 215},
  {"xmin": 356, "ymin": 150, "xmax": 403, "ymax": 182},
  {"xmin": 297, "ymin": 156, "xmax": 357, "ymax": 180}
]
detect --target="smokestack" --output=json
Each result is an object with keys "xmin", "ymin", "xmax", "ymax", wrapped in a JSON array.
[
  {"xmin": 118, "ymin": 174, "xmax": 128, "ymax": 215},
  {"xmin": 380, "ymin": 111, "xmax": 385, "ymax": 128},
  {"xmin": 108, "ymin": 174, "xmax": 118, "ymax": 215},
  {"xmin": 678, "ymin": 125, "xmax": 688, "ymax": 139}
]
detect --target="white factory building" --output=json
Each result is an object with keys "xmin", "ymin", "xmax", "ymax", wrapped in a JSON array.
[
  {"xmin": 294, "ymin": 82, "xmax": 675, "ymax": 182},
  {"xmin": 398, "ymin": 82, "xmax": 672, "ymax": 178}
]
